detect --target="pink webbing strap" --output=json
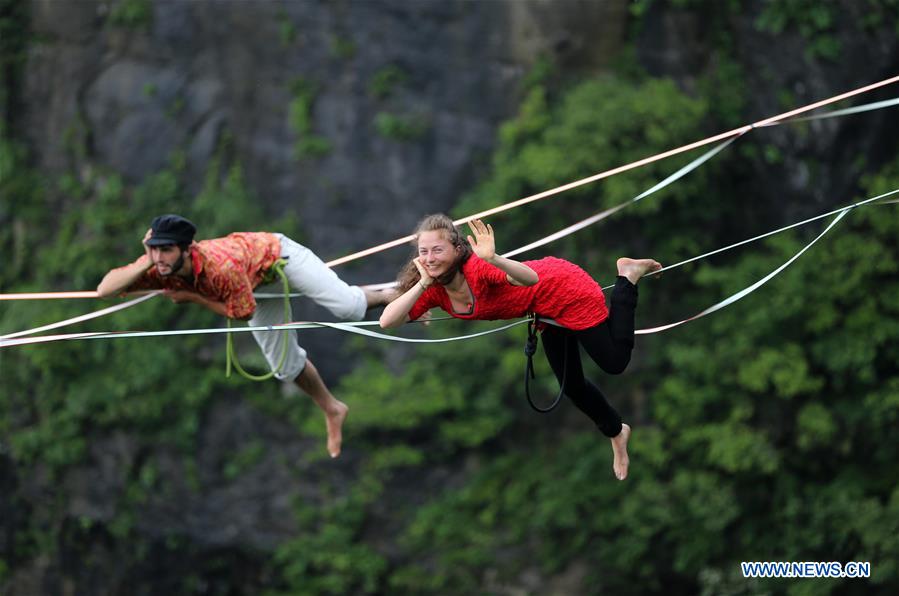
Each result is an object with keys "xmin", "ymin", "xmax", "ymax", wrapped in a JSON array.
[
  {"xmin": 325, "ymin": 74, "xmax": 899, "ymax": 267},
  {"xmin": 0, "ymin": 291, "xmax": 99, "ymax": 300},
  {"xmin": 0, "ymin": 292, "xmax": 162, "ymax": 340},
  {"xmin": 3, "ymin": 75, "xmax": 898, "ymax": 297}
]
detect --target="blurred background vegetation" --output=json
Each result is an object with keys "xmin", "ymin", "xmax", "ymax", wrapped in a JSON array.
[{"xmin": 2, "ymin": 0, "xmax": 898, "ymax": 594}]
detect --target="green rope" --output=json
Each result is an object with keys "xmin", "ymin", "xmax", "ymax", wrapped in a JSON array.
[{"xmin": 226, "ymin": 259, "xmax": 291, "ymax": 381}]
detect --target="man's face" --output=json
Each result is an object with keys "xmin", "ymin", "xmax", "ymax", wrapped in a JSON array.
[{"xmin": 149, "ymin": 244, "xmax": 184, "ymax": 276}]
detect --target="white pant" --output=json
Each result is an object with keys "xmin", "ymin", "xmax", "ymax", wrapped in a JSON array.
[{"xmin": 249, "ymin": 234, "xmax": 367, "ymax": 382}]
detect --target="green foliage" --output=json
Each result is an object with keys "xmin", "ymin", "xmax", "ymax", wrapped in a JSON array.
[
  {"xmin": 390, "ymin": 429, "xmax": 740, "ymax": 593},
  {"xmin": 0, "ymin": 132, "xmax": 46, "ymax": 283},
  {"xmin": 287, "ymin": 78, "xmax": 332, "ymax": 159},
  {"xmin": 165, "ymin": 95, "xmax": 185, "ymax": 119},
  {"xmin": 61, "ymin": 115, "xmax": 90, "ymax": 161},
  {"xmin": 373, "ymin": 154, "xmax": 899, "ymax": 594},
  {"xmin": 288, "ymin": 78, "xmax": 316, "ymax": 133},
  {"xmin": 5, "ymin": 9, "xmax": 899, "ymax": 591},
  {"xmin": 269, "ymin": 521, "xmax": 386, "ymax": 595},
  {"xmin": 651, "ymin": 159, "xmax": 899, "ymax": 583},
  {"xmin": 275, "ymin": 9, "xmax": 297, "ymax": 46},
  {"xmin": 294, "ymin": 135, "xmax": 332, "ymax": 158},
  {"xmin": 795, "ymin": 402, "xmax": 837, "ymax": 451},
  {"xmin": 521, "ymin": 55, "xmax": 555, "ymax": 90},
  {"xmin": 328, "ymin": 325, "xmax": 521, "ymax": 456},
  {"xmin": 631, "ymin": 0, "xmax": 852, "ymax": 69},
  {"xmin": 457, "ymin": 75, "xmax": 710, "ymax": 217},
  {"xmin": 107, "ymin": 0, "xmax": 153, "ymax": 30},
  {"xmin": 265, "ymin": 447, "xmax": 424, "ymax": 595},
  {"xmin": 755, "ymin": 0, "xmax": 841, "ymax": 60},
  {"xmin": 329, "ymin": 35, "xmax": 357, "ymax": 60},
  {"xmin": 373, "ymin": 112, "xmax": 429, "ymax": 142},
  {"xmin": 696, "ymin": 55, "xmax": 747, "ymax": 128},
  {"xmin": 860, "ymin": 0, "xmax": 899, "ymax": 31},
  {"xmin": 628, "ymin": 0, "xmax": 743, "ymax": 46},
  {"xmin": 368, "ymin": 65, "xmax": 408, "ymax": 100},
  {"xmin": 223, "ymin": 440, "xmax": 266, "ymax": 481},
  {"xmin": 630, "ymin": 0, "xmax": 741, "ymax": 19}
]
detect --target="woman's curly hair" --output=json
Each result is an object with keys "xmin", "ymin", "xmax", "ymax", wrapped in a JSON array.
[{"xmin": 395, "ymin": 214, "xmax": 472, "ymax": 293}]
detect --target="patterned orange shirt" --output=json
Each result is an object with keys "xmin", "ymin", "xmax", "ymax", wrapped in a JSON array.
[{"xmin": 126, "ymin": 232, "xmax": 282, "ymax": 319}]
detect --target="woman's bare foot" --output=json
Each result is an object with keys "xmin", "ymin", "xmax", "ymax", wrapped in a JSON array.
[
  {"xmin": 610, "ymin": 423, "xmax": 631, "ymax": 480},
  {"xmin": 325, "ymin": 400, "xmax": 349, "ymax": 458},
  {"xmin": 617, "ymin": 258, "xmax": 662, "ymax": 285}
]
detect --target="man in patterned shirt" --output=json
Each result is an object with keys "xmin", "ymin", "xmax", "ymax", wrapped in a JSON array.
[{"xmin": 97, "ymin": 214, "xmax": 390, "ymax": 458}]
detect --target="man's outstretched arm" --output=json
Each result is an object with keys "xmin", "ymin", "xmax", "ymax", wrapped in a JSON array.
[
  {"xmin": 97, "ymin": 255, "xmax": 153, "ymax": 297},
  {"xmin": 97, "ymin": 229, "xmax": 154, "ymax": 298}
]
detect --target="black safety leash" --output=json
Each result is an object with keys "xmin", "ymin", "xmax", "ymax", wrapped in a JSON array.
[{"xmin": 524, "ymin": 314, "xmax": 567, "ymax": 413}]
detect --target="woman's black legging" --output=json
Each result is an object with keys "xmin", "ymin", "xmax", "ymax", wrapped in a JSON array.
[{"xmin": 540, "ymin": 276, "xmax": 638, "ymax": 438}]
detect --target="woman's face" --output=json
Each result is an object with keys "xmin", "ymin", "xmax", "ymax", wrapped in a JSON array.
[{"xmin": 417, "ymin": 230, "xmax": 460, "ymax": 280}]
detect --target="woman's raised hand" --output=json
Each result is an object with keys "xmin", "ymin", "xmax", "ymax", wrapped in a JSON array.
[{"xmin": 467, "ymin": 219, "xmax": 495, "ymax": 262}]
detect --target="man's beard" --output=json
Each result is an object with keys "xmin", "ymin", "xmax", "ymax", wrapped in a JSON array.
[{"xmin": 158, "ymin": 252, "xmax": 185, "ymax": 277}]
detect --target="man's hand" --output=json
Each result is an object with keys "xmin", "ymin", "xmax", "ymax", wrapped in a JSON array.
[
  {"xmin": 140, "ymin": 228, "xmax": 157, "ymax": 271},
  {"xmin": 164, "ymin": 289, "xmax": 198, "ymax": 304},
  {"xmin": 142, "ymin": 228, "xmax": 153, "ymax": 259},
  {"xmin": 164, "ymin": 290, "xmax": 231, "ymax": 317},
  {"xmin": 466, "ymin": 218, "xmax": 496, "ymax": 262}
]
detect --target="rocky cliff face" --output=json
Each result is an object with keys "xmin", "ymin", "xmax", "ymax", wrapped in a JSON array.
[
  {"xmin": 20, "ymin": 0, "xmax": 628, "ymax": 267},
  {"xmin": 4, "ymin": 1, "xmax": 899, "ymax": 594}
]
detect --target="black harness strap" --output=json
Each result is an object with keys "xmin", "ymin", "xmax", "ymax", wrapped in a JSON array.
[{"xmin": 524, "ymin": 315, "xmax": 568, "ymax": 413}]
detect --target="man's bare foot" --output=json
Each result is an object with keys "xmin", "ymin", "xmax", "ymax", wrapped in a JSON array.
[
  {"xmin": 617, "ymin": 258, "xmax": 662, "ymax": 285},
  {"xmin": 325, "ymin": 400, "xmax": 349, "ymax": 458},
  {"xmin": 610, "ymin": 423, "xmax": 631, "ymax": 480}
]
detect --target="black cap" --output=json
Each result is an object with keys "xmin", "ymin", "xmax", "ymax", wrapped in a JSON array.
[{"xmin": 146, "ymin": 214, "xmax": 197, "ymax": 246}]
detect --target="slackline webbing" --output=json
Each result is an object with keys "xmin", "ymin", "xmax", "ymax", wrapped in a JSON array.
[
  {"xmin": 0, "ymin": 318, "xmax": 528, "ymax": 348},
  {"xmin": 3, "ymin": 84, "xmax": 898, "ymax": 302},
  {"xmin": 0, "ymin": 292, "xmax": 161, "ymax": 340},
  {"xmin": 4, "ymin": 191, "xmax": 894, "ymax": 348},
  {"xmin": 633, "ymin": 209, "xmax": 851, "ymax": 334},
  {"xmin": 601, "ymin": 186, "xmax": 899, "ymax": 289},
  {"xmin": 323, "ymin": 77, "xmax": 899, "ymax": 268},
  {"xmin": 2, "ymin": 82, "xmax": 899, "ymax": 348},
  {"xmin": 0, "ymin": 127, "xmax": 740, "ymax": 339}
]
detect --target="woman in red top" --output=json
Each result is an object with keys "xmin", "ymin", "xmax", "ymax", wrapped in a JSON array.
[{"xmin": 380, "ymin": 214, "xmax": 661, "ymax": 480}]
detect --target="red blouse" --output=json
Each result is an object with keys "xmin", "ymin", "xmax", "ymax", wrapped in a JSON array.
[
  {"xmin": 408, "ymin": 255, "xmax": 608, "ymax": 330},
  {"xmin": 125, "ymin": 232, "xmax": 281, "ymax": 319}
]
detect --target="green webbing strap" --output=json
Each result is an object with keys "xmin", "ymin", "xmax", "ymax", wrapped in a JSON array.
[{"xmin": 226, "ymin": 258, "xmax": 291, "ymax": 381}]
